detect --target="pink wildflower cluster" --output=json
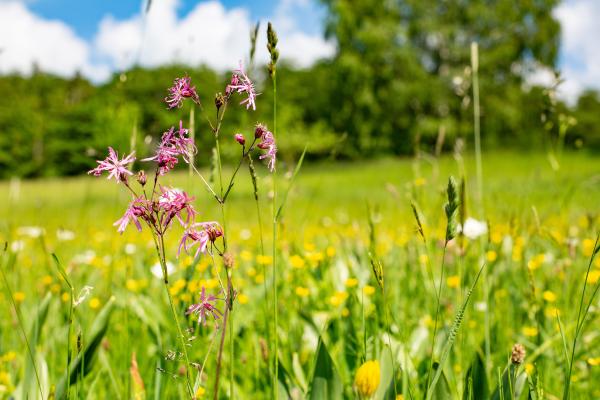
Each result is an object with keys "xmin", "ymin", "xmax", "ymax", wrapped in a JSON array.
[
  {"xmin": 255, "ymin": 123, "xmax": 277, "ymax": 172},
  {"xmin": 88, "ymin": 147, "xmax": 135, "ymax": 183},
  {"xmin": 142, "ymin": 121, "xmax": 197, "ymax": 175},
  {"xmin": 186, "ymin": 287, "xmax": 223, "ymax": 326},
  {"xmin": 226, "ymin": 61, "xmax": 259, "ymax": 111},
  {"xmin": 165, "ymin": 75, "xmax": 200, "ymax": 109},
  {"xmin": 179, "ymin": 222, "xmax": 223, "ymax": 259}
]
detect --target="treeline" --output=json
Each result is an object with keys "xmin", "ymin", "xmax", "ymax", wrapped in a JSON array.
[{"xmin": 1, "ymin": 0, "xmax": 600, "ymax": 178}]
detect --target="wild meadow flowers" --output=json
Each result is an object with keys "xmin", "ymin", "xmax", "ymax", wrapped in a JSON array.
[{"xmin": 88, "ymin": 53, "xmax": 277, "ymax": 397}]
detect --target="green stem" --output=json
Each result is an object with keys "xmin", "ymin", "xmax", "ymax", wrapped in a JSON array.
[
  {"xmin": 272, "ymin": 72, "xmax": 279, "ymax": 400},
  {"xmin": 425, "ymin": 243, "xmax": 448, "ymax": 390},
  {"xmin": 154, "ymin": 235, "xmax": 193, "ymax": 397}
]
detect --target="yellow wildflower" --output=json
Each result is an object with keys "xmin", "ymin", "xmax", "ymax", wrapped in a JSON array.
[
  {"xmin": 345, "ymin": 278, "xmax": 359, "ymax": 288},
  {"xmin": 418, "ymin": 254, "xmax": 428, "ymax": 265},
  {"xmin": 240, "ymin": 250, "xmax": 253, "ymax": 261},
  {"xmin": 542, "ymin": 290, "xmax": 557, "ymax": 302},
  {"xmin": 195, "ymin": 386, "xmax": 206, "ymax": 397},
  {"xmin": 414, "ymin": 177, "xmax": 426, "ymax": 187},
  {"xmin": 256, "ymin": 255, "xmax": 273, "ymax": 265},
  {"xmin": 587, "ymin": 357, "xmax": 600, "ymax": 366},
  {"xmin": 326, "ymin": 246, "xmax": 336, "ymax": 257},
  {"xmin": 354, "ymin": 360, "xmax": 380, "ymax": 397},
  {"xmin": 238, "ymin": 293, "xmax": 249, "ymax": 305},
  {"xmin": 587, "ymin": 270, "xmax": 600, "ymax": 285},
  {"xmin": 525, "ymin": 363, "xmax": 535, "ymax": 375},
  {"xmin": 89, "ymin": 297, "xmax": 101, "ymax": 310},
  {"xmin": 126, "ymin": 279, "xmax": 139, "ymax": 292},
  {"xmin": 522, "ymin": 326, "xmax": 538, "ymax": 337},
  {"xmin": 290, "ymin": 255, "xmax": 305, "ymax": 269},
  {"xmin": 363, "ymin": 285, "xmax": 376, "ymax": 296},
  {"xmin": 583, "ymin": 239, "xmax": 595, "ymax": 257},
  {"xmin": 446, "ymin": 275, "xmax": 460, "ymax": 288},
  {"xmin": 13, "ymin": 292, "xmax": 25, "ymax": 303},
  {"xmin": 486, "ymin": 250, "xmax": 497, "ymax": 262},
  {"xmin": 295, "ymin": 287, "xmax": 310, "ymax": 298}
]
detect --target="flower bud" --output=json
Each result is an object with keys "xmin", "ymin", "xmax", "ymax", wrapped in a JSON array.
[
  {"xmin": 255, "ymin": 123, "xmax": 267, "ymax": 139},
  {"xmin": 223, "ymin": 252, "xmax": 234, "ymax": 269},
  {"xmin": 137, "ymin": 170, "xmax": 147, "ymax": 186},
  {"xmin": 511, "ymin": 343, "xmax": 526, "ymax": 365},
  {"xmin": 234, "ymin": 133, "xmax": 246, "ymax": 145},
  {"xmin": 215, "ymin": 93, "xmax": 225, "ymax": 110}
]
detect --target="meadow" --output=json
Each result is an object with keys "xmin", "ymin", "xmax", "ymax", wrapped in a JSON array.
[{"xmin": 0, "ymin": 149, "xmax": 599, "ymax": 399}]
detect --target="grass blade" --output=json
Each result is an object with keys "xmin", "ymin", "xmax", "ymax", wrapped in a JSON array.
[{"xmin": 426, "ymin": 263, "xmax": 485, "ymax": 400}]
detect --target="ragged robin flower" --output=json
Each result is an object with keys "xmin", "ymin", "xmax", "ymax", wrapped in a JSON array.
[
  {"xmin": 186, "ymin": 287, "xmax": 222, "ymax": 326},
  {"xmin": 88, "ymin": 147, "xmax": 135, "ymax": 183},
  {"xmin": 165, "ymin": 75, "xmax": 200, "ymax": 109}
]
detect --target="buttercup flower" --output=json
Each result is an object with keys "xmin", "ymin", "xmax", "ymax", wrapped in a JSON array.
[
  {"xmin": 226, "ymin": 61, "xmax": 259, "ymax": 110},
  {"xmin": 165, "ymin": 75, "xmax": 200, "ymax": 109},
  {"xmin": 88, "ymin": 147, "xmax": 135, "ymax": 183},
  {"xmin": 186, "ymin": 287, "xmax": 223, "ymax": 326},
  {"xmin": 354, "ymin": 360, "xmax": 380, "ymax": 397}
]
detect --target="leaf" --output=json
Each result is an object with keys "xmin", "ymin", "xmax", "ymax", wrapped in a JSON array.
[
  {"xmin": 14, "ymin": 293, "xmax": 52, "ymax": 399},
  {"xmin": 426, "ymin": 263, "xmax": 485, "ymax": 400},
  {"xmin": 308, "ymin": 338, "xmax": 343, "ymax": 400},
  {"xmin": 491, "ymin": 364, "xmax": 526, "ymax": 400},
  {"xmin": 374, "ymin": 349, "xmax": 395, "ymax": 400},
  {"xmin": 463, "ymin": 350, "xmax": 489, "ymax": 400},
  {"xmin": 55, "ymin": 296, "xmax": 116, "ymax": 399},
  {"xmin": 430, "ymin": 362, "xmax": 452, "ymax": 400}
]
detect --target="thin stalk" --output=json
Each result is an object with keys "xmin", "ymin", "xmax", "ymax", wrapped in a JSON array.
[
  {"xmin": 155, "ymin": 235, "xmax": 193, "ymax": 397},
  {"xmin": 272, "ymin": 72, "xmax": 279, "ymax": 400},
  {"xmin": 563, "ymin": 236, "xmax": 599, "ymax": 399},
  {"xmin": 425, "ymin": 243, "xmax": 448, "ymax": 389},
  {"xmin": 382, "ymin": 284, "xmax": 398, "ymax": 397}
]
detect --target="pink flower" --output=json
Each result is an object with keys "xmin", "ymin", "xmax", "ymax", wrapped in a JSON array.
[
  {"xmin": 178, "ymin": 221, "xmax": 223, "ymax": 258},
  {"xmin": 165, "ymin": 75, "xmax": 200, "ymax": 109},
  {"xmin": 158, "ymin": 187, "xmax": 196, "ymax": 229},
  {"xmin": 226, "ymin": 61, "xmax": 259, "ymax": 110},
  {"xmin": 255, "ymin": 124, "xmax": 277, "ymax": 172},
  {"xmin": 142, "ymin": 121, "xmax": 197, "ymax": 175},
  {"xmin": 113, "ymin": 197, "xmax": 150, "ymax": 234},
  {"xmin": 234, "ymin": 133, "xmax": 246, "ymax": 145},
  {"xmin": 186, "ymin": 287, "xmax": 222, "ymax": 326},
  {"xmin": 88, "ymin": 147, "xmax": 136, "ymax": 183}
]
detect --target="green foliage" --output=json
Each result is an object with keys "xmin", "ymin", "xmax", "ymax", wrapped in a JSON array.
[{"xmin": 308, "ymin": 338, "xmax": 343, "ymax": 400}]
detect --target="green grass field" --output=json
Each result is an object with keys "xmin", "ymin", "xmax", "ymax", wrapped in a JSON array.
[{"xmin": 1, "ymin": 150, "xmax": 599, "ymax": 399}]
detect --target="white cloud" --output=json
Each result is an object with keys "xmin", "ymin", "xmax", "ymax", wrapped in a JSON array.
[
  {"xmin": 0, "ymin": 1, "xmax": 109, "ymax": 80},
  {"xmin": 0, "ymin": 0, "xmax": 334, "ymax": 82},
  {"xmin": 94, "ymin": 0, "xmax": 335, "ymax": 73},
  {"xmin": 554, "ymin": 0, "xmax": 600, "ymax": 103}
]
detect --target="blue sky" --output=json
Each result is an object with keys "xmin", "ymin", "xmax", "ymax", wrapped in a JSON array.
[
  {"xmin": 0, "ymin": 0, "xmax": 598, "ymax": 102},
  {"xmin": 27, "ymin": 0, "xmax": 325, "ymax": 39}
]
